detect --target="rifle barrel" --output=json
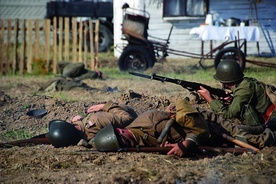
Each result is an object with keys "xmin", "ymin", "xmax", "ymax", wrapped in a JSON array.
[
  {"xmin": 0, "ymin": 133, "xmax": 50, "ymax": 148},
  {"xmin": 129, "ymin": 72, "xmax": 153, "ymax": 80},
  {"xmin": 129, "ymin": 72, "xmax": 230, "ymax": 98}
]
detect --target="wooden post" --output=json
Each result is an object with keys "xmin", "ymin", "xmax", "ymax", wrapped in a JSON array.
[
  {"xmin": 72, "ymin": 18, "xmax": 77, "ymax": 62},
  {"xmin": 44, "ymin": 19, "xmax": 50, "ymax": 72},
  {"xmin": 58, "ymin": 17, "xmax": 63, "ymax": 61},
  {"xmin": 83, "ymin": 21, "xmax": 88, "ymax": 67},
  {"xmin": 6, "ymin": 19, "xmax": 12, "ymax": 73},
  {"xmin": 53, "ymin": 17, "xmax": 57, "ymax": 74},
  {"xmin": 64, "ymin": 17, "xmax": 70, "ymax": 61},
  {"xmin": 0, "ymin": 19, "xmax": 5, "ymax": 74},
  {"xmin": 20, "ymin": 19, "xmax": 26, "ymax": 75},
  {"xmin": 94, "ymin": 19, "xmax": 99, "ymax": 69},
  {"xmin": 34, "ymin": 20, "xmax": 40, "ymax": 59},
  {"xmin": 27, "ymin": 19, "xmax": 33, "ymax": 73},
  {"xmin": 89, "ymin": 20, "xmax": 95, "ymax": 70},
  {"xmin": 78, "ymin": 19, "xmax": 83, "ymax": 62},
  {"xmin": 13, "ymin": 19, "xmax": 19, "ymax": 74}
]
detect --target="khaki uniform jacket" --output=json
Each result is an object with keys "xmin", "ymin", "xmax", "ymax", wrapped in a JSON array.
[
  {"xmin": 126, "ymin": 98, "xmax": 210, "ymax": 147},
  {"xmin": 73, "ymin": 100, "xmax": 138, "ymax": 141},
  {"xmin": 209, "ymin": 77, "xmax": 274, "ymax": 125}
]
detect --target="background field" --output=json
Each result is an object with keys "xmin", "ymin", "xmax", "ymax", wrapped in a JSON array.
[{"xmin": 0, "ymin": 56, "xmax": 276, "ymax": 183}]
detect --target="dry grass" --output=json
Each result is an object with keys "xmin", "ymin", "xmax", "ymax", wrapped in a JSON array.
[{"xmin": 0, "ymin": 57, "xmax": 275, "ymax": 102}]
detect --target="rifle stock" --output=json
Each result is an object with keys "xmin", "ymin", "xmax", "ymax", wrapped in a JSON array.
[
  {"xmin": 222, "ymin": 133, "xmax": 260, "ymax": 152},
  {"xmin": 0, "ymin": 133, "xmax": 50, "ymax": 148},
  {"xmin": 129, "ymin": 72, "xmax": 231, "ymax": 98}
]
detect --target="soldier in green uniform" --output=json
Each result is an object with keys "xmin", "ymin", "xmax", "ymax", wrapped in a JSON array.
[{"xmin": 197, "ymin": 59, "xmax": 276, "ymax": 126}]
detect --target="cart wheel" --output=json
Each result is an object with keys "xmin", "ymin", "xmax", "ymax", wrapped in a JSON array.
[
  {"xmin": 118, "ymin": 45, "xmax": 154, "ymax": 72},
  {"xmin": 214, "ymin": 47, "xmax": 246, "ymax": 71}
]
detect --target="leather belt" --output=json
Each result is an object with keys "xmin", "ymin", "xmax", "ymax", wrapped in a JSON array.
[{"xmin": 263, "ymin": 103, "xmax": 276, "ymax": 123}]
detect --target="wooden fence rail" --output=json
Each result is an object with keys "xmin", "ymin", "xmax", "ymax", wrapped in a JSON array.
[{"xmin": 0, "ymin": 17, "xmax": 99, "ymax": 75}]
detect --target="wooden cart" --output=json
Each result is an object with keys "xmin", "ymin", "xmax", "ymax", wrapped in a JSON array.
[{"xmin": 116, "ymin": 4, "xmax": 276, "ymax": 72}]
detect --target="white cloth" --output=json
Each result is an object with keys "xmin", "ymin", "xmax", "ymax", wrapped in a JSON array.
[{"xmin": 189, "ymin": 26, "xmax": 260, "ymax": 42}]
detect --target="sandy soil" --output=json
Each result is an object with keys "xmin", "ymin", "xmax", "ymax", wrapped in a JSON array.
[{"xmin": 0, "ymin": 59, "xmax": 276, "ymax": 184}]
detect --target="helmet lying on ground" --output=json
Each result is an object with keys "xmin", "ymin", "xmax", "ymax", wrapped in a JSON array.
[
  {"xmin": 49, "ymin": 120, "xmax": 82, "ymax": 148},
  {"xmin": 93, "ymin": 124, "xmax": 120, "ymax": 151}
]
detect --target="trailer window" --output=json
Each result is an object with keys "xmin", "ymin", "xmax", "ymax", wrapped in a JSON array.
[{"xmin": 163, "ymin": 0, "xmax": 208, "ymax": 17}]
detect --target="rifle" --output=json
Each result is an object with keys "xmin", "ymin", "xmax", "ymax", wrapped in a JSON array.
[
  {"xmin": 156, "ymin": 119, "xmax": 260, "ymax": 153},
  {"xmin": 129, "ymin": 72, "xmax": 231, "ymax": 99},
  {"xmin": 221, "ymin": 133, "xmax": 260, "ymax": 152},
  {"xmin": 1, "ymin": 134, "xmax": 257, "ymax": 156},
  {"xmin": 98, "ymin": 146, "xmax": 256, "ymax": 155},
  {"xmin": 0, "ymin": 133, "xmax": 50, "ymax": 148}
]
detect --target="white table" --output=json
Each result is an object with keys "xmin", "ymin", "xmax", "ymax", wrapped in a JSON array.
[
  {"xmin": 189, "ymin": 26, "xmax": 260, "ymax": 55},
  {"xmin": 189, "ymin": 26, "xmax": 260, "ymax": 41}
]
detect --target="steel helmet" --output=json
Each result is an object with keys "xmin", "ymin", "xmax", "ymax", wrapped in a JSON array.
[
  {"xmin": 213, "ymin": 59, "xmax": 244, "ymax": 83},
  {"xmin": 93, "ymin": 124, "xmax": 120, "ymax": 151},
  {"xmin": 49, "ymin": 120, "xmax": 82, "ymax": 148}
]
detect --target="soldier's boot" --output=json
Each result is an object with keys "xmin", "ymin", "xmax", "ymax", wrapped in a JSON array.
[{"xmin": 237, "ymin": 124, "xmax": 265, "ymax": 135}]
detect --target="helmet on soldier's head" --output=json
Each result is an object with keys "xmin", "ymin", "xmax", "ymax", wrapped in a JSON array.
[
  {"xmin": 93, "ymin": 124, "xmax": 120, "ymax": 151},
  {"xmin": 213, "ymin": 59, "xmax": 244, "ymax": 83},
  {"xmin": 49, "ymin": 120, "xmax": 82, "ymax": 148}
]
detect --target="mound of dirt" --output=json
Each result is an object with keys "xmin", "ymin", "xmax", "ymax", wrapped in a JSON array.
[{"xmin": 0, "ymin": 74, "xmax": 275, "ymax": 184}]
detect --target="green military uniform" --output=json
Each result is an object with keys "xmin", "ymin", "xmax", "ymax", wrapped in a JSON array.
[
  {"xmin": 62, "ymin": 62, "xmax": 102, "ymax": 80},
  {"xmin": 72, "ymin": 100, "xmax": 138, "ymax": 141},
  {"xmin": 40, "ymin": 62, "xmax": 102, "ymax": 92},
  {"xmin": 198, "ymin": 108, "xmax": 276, "ymax": 148},
  {"xmin": 126, "ymin": 98, "xmax": 211, "ymax": 147},
  {"xmin": 209, "ymin": 77, "xmax": 275, "ymax": 125}
]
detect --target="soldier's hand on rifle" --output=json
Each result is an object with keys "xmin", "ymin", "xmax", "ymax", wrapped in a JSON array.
[
  {"xmin": 164, "ymin": 141, "xmax": 185, "ymax": 157},
  {"xmin": 197, "ymin": 86, "xmax": 213, "ymax": 103},
  {"xmin": 87, "ymin": 103, "xmax": 105, "ymax": 113},
  {"xmin": 219, "ymin": 91, "xmax": 233, "ymax": 104}
]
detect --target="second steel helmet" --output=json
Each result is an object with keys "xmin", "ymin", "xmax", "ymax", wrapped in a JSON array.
[
  {"xmin": 49, "ymin": 120, "xmax": 82, "ymax": 148},
  {"xmin": 93, "ymin": 124, "xmax": 120, "ymax": 151},
  {"xmin": 213, "ymin": 59, "xmax": 244, "ymax": 83}
]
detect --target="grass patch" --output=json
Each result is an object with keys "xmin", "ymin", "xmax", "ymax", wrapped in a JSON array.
[{"xmin": 3, "ymin": 130, "xmax": 30, "ymax": 140}]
